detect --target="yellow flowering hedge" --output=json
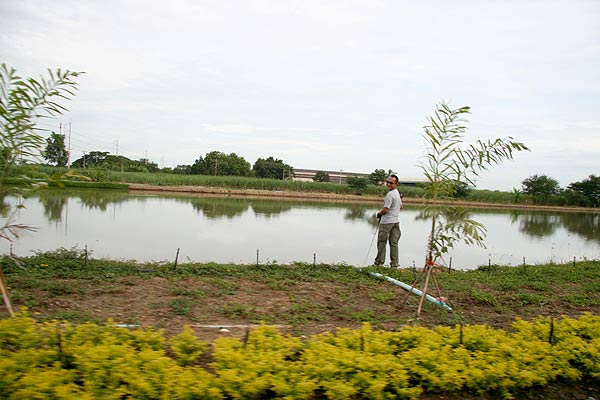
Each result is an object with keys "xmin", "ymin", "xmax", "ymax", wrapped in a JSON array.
[{"xmin": 1, "ymin": 312, "xmax": 598, "ymax": 399}]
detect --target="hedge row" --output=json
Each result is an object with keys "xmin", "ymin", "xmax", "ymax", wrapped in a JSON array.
[{"xmin": 1, "ymin": 312, "xmax": 599, "ymax": 399}]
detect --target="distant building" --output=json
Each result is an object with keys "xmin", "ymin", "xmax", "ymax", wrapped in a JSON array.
[{"xmin": 292, "ymin": 168, "xmax": 426, "ymax": 186}]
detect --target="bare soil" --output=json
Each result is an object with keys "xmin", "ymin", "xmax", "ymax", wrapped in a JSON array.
[{"xmin": 11, "ymin": 274, "xmax": 596, "ymax": 342}]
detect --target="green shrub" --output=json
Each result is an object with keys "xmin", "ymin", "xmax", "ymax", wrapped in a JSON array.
[{"xmin": 1, "ymin": 312, "xmax": 599, "ymax": 398}]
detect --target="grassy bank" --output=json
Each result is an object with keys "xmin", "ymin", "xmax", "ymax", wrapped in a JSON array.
[{"xmin": 2, "ymin": 249, "xmax": 598, "ymax": 333}]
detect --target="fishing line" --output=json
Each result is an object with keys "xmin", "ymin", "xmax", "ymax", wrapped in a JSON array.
[{"xmin": 363, "ymin": 218, "xmax": 380, "ymax": 266}]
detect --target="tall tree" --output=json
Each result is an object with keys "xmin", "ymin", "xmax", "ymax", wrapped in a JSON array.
[
  {"xmin": 191, "ymin": 151, "xmax": 251, "ymax": 176},
  {"xmin": 313, "ymin": 171, "xmax": 330, "ymax": 182},
  {"xmin": 44, "ymin": 132, "xmax": 69, "ymax": 166},
  {"xmin": 369, "ymin": 169, "xmax": 388, "ymax": 185},
  {"xmin": 253, "ymin": 156, "xmax": 293, "ymax": 179},
  {"xmin": 568, "ymin": 175, "xmax": 600, "ymax": 207},
  {"xmin": 521, "ymin": 174, "xmax": 560, "ymax": 204},
  {"xmin": 71, "ymin": 151, "xmax": 109, "ymax": 168}
]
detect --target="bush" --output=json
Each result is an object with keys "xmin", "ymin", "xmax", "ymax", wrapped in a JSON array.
[{"xmin": 1, "ymin": 312, "xmax": 599, "ymax": 398}]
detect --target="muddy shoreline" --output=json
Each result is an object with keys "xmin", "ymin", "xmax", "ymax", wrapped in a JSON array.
[{"xmin": 127, "ymin": 183, "xmax": 599, "ymax": 213}]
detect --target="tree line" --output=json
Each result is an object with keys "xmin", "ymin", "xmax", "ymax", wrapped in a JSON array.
[
  {"xmin": 44, "ymin": 134, "xmax": 394, "ymax": 185},
  {"xmin": 520, "ymin": 174, "xmax": 599, "ymax": 208},
  {"xmin": 44, "ymin": 133, "xmax": 599, "ymax": 208},
  {"xmin": 45, "ymin": 134, "xmax": 293, "ymax": 180}
]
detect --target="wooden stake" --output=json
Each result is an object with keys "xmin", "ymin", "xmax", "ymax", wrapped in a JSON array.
[
  {"xmin": 0, "ymin": 265, "xmax": 15, "ymax": 317},
  {"xmin": 173, "ymin": 248, "xmax": 180, "ymax": 269}
]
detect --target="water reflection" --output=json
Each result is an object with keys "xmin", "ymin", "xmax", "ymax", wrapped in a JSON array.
[
  {"xmin": 514, "ymin": 212, "xmax": 560, "ymax": 238},
  {"xmin": 1, "ymin": 188, "xmax": 598, "ymax": 268},
  {"xmin": 560, "ymin": 212, "xmax": 600, "ymax": 242},
  {"xmin": 182, "ymin": 196, "xmax": 295, "ymax": 220}
]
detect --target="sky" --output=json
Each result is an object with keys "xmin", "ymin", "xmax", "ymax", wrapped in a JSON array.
[{"xmin": 1, "ymin": 0, "xmax": 599, "ymax": 191}]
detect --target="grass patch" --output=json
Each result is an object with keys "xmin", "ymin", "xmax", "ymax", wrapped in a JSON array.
[
  {"xmin": 288, "ymin": 297, "xmax": 327, "ymax": 324},
  {"xmin": 169, "ymin": 298, "xmax": 192, "ymax": 316},
  {"xmin": 513, "ymin": 293, "xmax": 546, "ymax": 306},
  {"xmin": 52, "ymin": 310, "xmax": 98, "ymax": 323},
  {"xmin": 564, "ymin": 295, "xmax": 596, "ymax": 306},
  {"xmin": 169, "ymin": 287, "xmax": 208, "ymax": 298},
  {"xmin": 207, "ymin": 278, "xmax": 240, "ymax": 296},
  {"xmin": 469, "ymin": 289, "xmax": 498, "ymax": 306},
  {"xmin": 370, "ymin": 289, "xmax": 397, "ymax": 303},
  {"xmin": 216, "ymin": 302, "xmax": 257, "ymax": 319}
]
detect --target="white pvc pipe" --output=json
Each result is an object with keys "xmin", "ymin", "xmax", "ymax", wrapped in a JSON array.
[{"xmin": 369, "ymin": 272, "xmax": 452, "ymax": 311}]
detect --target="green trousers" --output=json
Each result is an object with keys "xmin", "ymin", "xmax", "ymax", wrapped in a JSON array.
[{"xmin": 374, "ymin": 222, "xmax": 401, "ymax": 267}]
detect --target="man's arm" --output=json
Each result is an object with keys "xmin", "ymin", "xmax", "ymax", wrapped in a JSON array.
[{"xmin": 377, "ymin": 207, "xmax": 390, "ymax": 218}]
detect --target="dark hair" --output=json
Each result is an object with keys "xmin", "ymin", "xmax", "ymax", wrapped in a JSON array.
[{"xmin": 389, "ymin": 174, "xmax": 399, "ymax": 184}]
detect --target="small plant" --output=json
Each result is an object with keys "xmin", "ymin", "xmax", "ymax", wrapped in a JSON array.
[
  {"xmin": 208, "ymin": 277, "xmax": 240, "ymax": 296},
  {"xmin": 513, "ymin": 293, "xmax": 546, "ymax": 306},
  {"xmin": 53, "ymin": 309, "xmax": 97, "ymax": 323},
  {"xmin": 564, "ymin": 294, "xmax": 595, "ymax": 307},
  {"xmin": 469, "ymin": 289, "xmax": 498, "ymax": 306},
  {"xmin": 170, "ymin": 287, "xmax": 208, "ymax": 298},
  {"xmin": 370, "ymin": 289, "xmax": 397, "ymax": 303},
  {"xmin": 170, "ymin": 326, "xmax": 208, "ymax": 367},
  {"xmin": 217, "ymin": 302, "xmax": 257, "ymax": 319},
  {"xmin": 169, "ymin": 298, "xmax": 192, "ymax": 316}
]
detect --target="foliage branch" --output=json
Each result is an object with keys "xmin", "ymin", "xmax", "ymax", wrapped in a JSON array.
[
  {"xmin": 0, "ymin": 63, "xmax": 82, "ymax": 315},
  {"xmin": 419, "ymin": 102, "xmax": 529, "ymax": 265}
]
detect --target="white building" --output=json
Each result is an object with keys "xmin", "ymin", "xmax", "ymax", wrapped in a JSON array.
[{"xmin": 292, "ymin": 168, "xmax": 426, "ymax": 186}]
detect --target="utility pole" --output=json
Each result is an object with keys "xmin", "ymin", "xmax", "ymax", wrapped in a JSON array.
[
  {"xmin": 67, "ymin": 122, "xmax": 72, "ymax": 168},
  {"xmin": 115, "ymin": 138, "xmax": 119, "ymax": 156}
]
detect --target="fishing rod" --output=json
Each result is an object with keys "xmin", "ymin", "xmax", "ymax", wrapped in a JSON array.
[{"xmin": 362, "ymin": 214, "xmax": 380, "ymax": 266}]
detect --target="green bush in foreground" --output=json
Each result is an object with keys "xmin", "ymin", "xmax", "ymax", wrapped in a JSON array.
[{"xmin": 1, "ymin": 311, "xmax": 599, "ymax": 399}]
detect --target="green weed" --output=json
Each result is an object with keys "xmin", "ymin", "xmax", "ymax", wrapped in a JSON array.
[
  {"xmin": 52, "ymin": 310, "xmax": 97, "ymax": 323},
  {"xmin": 469, "ymin": 289, "xmax": 498, "ymax": 306},
  {"xmin": 564, "ymin": 295, "xmax": 596, "ymax": 306},
  {"xmin": 207, "ymin": 278, "xmax": 240, "ymax": 296},
  {"xmin": 370, "ymin": 289, "xmax": 397, "ymax": 303},
  {"xmin": 513, "ymin": 293, "xmax": 546, "ymax": 306},
  {"xmin": 169, "ymin": 298, "xmax": 192, "ymax": 316},
  {"xmin": 170, "ymin": 287, "xmax": 208, "ymax": 298},
  {"xmin": 217, "ymin": 302, "xmax": 257, "ymax": 319}
]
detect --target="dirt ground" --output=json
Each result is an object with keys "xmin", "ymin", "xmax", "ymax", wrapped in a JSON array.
[{"xmin": 16, "ymin": 274, "xmax": 596, "ymax": 343}]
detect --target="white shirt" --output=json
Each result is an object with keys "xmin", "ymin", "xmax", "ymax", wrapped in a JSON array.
[{"xmin": 381, "ymin": 189, "xmax": 402, "ymax": 224}]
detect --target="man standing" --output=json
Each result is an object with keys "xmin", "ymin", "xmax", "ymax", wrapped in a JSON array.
[{"xmin": 374, "ymin": 174, "xmax": 402, "ymax": 267}]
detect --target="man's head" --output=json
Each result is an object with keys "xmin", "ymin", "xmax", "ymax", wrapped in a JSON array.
[{"xmin": 386, "ymin": 175, "xmax": 399, "ymax": 189}]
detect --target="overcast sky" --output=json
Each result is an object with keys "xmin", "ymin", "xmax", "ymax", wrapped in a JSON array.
[{"xmin": 1, "ymin": 0, "xmax": 598, "ymax": 190}]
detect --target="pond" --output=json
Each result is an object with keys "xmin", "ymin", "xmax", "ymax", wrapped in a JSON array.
[{"xmin": 1, "ymin": 189, "xmax": 599, "ymax": 269}]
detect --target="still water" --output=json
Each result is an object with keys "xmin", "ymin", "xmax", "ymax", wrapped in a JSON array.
[{"xmin": 2, "ymin": 189, "xmax": 599, "ymax": 269}]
